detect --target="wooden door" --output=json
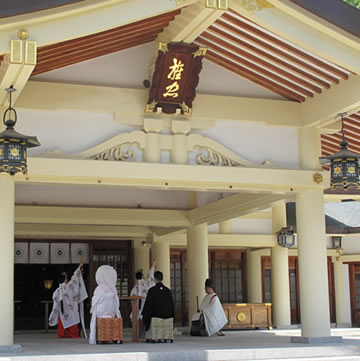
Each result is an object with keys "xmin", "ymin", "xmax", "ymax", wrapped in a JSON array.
[
  {"xmin": 261, "ymin": 256, "xmax": 272, "ymax": 303},
  {"xmin": 170, "ymin": 249, "xmax": 187, "ymax": 326},
  {"xmin": 289, "ymin": 257, "xmax": 300, "ymax": 324},
  {"xmin": 209, "ymin": 249, "xmax": 247, "ymax": 304},
  {"xmin": 348, "ymin": 263, "xmax": 360, "ymax": 326},
  {"xmin": 90, "ymin": 240, "xmax": 132, "ymax": 326},
  {"xmin": 262, "ymin": 256, "xmax": 300, "ymax": 324}
]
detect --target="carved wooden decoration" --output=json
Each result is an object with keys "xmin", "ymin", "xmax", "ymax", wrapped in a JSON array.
[{"xmin": 145, "ymin": 42, "xmax": 207, "ymax": 115}]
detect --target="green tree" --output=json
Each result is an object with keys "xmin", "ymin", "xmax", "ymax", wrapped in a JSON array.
[{"xmin": 343, "ymin": 0, "xmax": 360, "ymax": 9}]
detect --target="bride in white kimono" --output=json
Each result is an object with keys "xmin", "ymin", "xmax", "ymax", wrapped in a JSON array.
[
  {"xmin": 89, "ymin": 265, "xmax": 121, "ymax": 345},
  {"xmin": 199, "ymin": 278, "xmax": 228, "ymax": 336}
]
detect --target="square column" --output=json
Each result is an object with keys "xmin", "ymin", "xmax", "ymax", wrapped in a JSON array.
[
  {"xmin": 143, "ymin": 118, "xmax": 162, "ymax": 163},
  {"xmin": 295, "ymin": 188, "xmax": 331, "ymax": 339},
  {"xmin": 246, "ymin": 250, "xmax": 262, "ymax": 303},
  {"xmin": 0, "ymin": 174, "xmax": 19, "ymax": 351}
]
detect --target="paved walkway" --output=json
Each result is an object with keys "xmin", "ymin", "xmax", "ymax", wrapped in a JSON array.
[{"xmin": 1, "ymin": 328, "xmax": 360, "ymax": 361}]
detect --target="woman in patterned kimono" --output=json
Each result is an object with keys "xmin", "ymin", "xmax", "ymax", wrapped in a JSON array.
[
  {"xmin": 89, "ymin": 265, "xmax": 121, "ymax": 345},
  {"xmin": 49, "ymin": 262, "xmax": 88, "ymax": 338}
]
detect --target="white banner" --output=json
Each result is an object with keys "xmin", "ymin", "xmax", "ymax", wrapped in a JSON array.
[
  {"xmin": 71, "ymin": 243, "xmax": 89, "ymax": 264},
  {"xmin": 51, "ymin": 243, "xmax": 70, "ymax": 264},
  {"xmin": 30, "ymin": 243, "xmax": 49, "ymax": 264},
  {"xmin": 14, "ymin": 242, "xmax": 28, "ymax": 264}
]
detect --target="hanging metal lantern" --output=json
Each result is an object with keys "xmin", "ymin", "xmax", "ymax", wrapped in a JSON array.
[
  {"xmin": 276, "ymin": 227, "xmax": 296, "ymax": 248},
  {"xmin": 0, "ymin": 86, "xmax": 40, "ymax": 175},
  {"xmin": 320, "ymin": 113, "xmax": 360, "ymax": 190}
]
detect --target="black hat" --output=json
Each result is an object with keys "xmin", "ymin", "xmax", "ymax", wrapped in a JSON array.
[{"xmin": 205, "ymin": 278, "xmax": 214, "ymax": 288}]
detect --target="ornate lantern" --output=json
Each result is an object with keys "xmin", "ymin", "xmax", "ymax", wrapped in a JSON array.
[
  {"xmin": 320, "ymin": 113, "xmax": 360, "ymax": 189},
  {"xmin": 332, "ymin": 236, "xmax": 343, "ymax": 249},
  {"xmin": 0, "ymin": 86, "xmax": 40, "ymax": 175},
  {"xmin": 277, "ymin": 227, "xmax": 296, "ymax": 248},
  {"xmin": 44, "ymin": 279, "xmax": 53, "ymax": 290}
]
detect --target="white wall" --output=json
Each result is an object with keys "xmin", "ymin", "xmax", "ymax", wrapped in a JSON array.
[
  {"xmin": 343, "ymin": 236, "xmax": 360, "ymax": 254},
  {"xmin": 17, "ymin": 108, "xmax": 135, "ymax": 156},
  {"xmin": 192, "ymin": 121, "xmax": 299, "ymax": 169}
]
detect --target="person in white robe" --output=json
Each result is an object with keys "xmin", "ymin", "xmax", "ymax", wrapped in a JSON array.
[
  {"xmin": 130, "ymin": 259, "xmax": 156, "ymax": 338},
  {"xmin": 199, "ymin": 278, "xmax": 228, "ymax": 336},
  {"xmin": 49, "ymin": 263, "xmax": 88, "ymax": 338},
  {"xmin": 89, "ymin": 265, "xmax": 121, "ymax": 345}
]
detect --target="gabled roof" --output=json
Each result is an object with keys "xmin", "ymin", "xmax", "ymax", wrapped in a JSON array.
[
  {"xmin": 194, "ymin": 9, "xmax": 351, "ymax": 102},
  {"xmin": 32, "ymin": 10, "xmax": 180, "ymax": 76}
]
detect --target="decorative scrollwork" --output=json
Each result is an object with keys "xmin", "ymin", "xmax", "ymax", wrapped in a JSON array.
[
  {"xmin": 194, "ymin": 146, "xmax": 242, "ymax": 166},
  {"xmin": 233, "ymin": 0, "xmax": 273, "ymax": 13},
  {"xmin": 89, "ymin": 142, "xmax": 140, "ymax": 161}
]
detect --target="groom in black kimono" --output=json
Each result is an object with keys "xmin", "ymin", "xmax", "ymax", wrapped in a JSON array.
[{"xmin": 142, "ymin": 271, "xmax": 174, "ymax": 331}]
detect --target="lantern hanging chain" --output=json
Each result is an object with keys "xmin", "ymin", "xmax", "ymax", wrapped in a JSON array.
[
  {"xmin": 336, "ymin": 112, "xmax": 348, "ymax": 146},
  {"xmin": 3, "ymin": 85, "xmax": 17, "ymax": 127},
  {"xmin": 341, "ymin": 113, "xmax": 346, "ymax": 144}
]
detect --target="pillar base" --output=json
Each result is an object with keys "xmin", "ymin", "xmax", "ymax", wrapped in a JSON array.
[
  {"xmin": 0, "ymin": 344, "xmax": 22, "ymax": 353},
  {"xmin": 335, "ymin": 323, "xmax": 351, "ymax": 328},
  {"xmin": 291, "ymin": 336, "xmax": 343, "ymax": 344}
]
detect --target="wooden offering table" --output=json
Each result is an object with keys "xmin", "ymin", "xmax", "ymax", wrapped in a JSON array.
[
  {"xmin": 40, "ymin": 300, "xmax": 53, "ymax": 333},
  {"xmin": 222, "ymin": 303, "xmax": 272, "ymax": 330},
  {"xmin": 119, "ymin": 296, "xmax": 143, "ymax": 341}
]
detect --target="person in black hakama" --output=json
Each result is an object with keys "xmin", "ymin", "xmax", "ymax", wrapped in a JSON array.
[{"xmin": 141, "ymin": 271, "xmax": 174, "ymax": 341}]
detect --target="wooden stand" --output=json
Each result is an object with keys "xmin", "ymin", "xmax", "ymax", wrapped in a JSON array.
[
  {"xmin": 119, "ymin": 296, "xmax": 143, "ymax": 341},
  {"xmin": 40, "ymin": 300, "xmax": 53, "ymax": 333},
  {"xmin": 222, "ymin": 303, "xmax": 272, "ymax": 330}
]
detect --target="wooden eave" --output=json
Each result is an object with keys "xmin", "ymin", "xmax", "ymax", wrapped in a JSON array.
[
  {"xmin": 31, "ymin": 10, "xmax": 181, "ymax": 75},
  {"xmin": 193, "ymin": 9, "xmax": 351, "ymax": 103}
]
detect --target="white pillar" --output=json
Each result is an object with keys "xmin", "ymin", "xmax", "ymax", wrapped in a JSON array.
[
  {"xmin": 271, "ymin": 203, "xmax": 291, "ymax": 327},
  {"xmin": 298, "ymin": 127, "xmax": 322, "ymax": 170},
  {"xmin": 0, "ymin": 174, "xmax": 15, "ymax": 346},
  {"xmin": 219, "ymin": 220, "xmax": 232, "ymax": 234},
  {"xmin": 187, "ymin": 223, "xmax": 208, "ymax": 325},
  {"xmin": 296, "ymin": 188, "xmax": 330, "ymax": 337},
  {"xmin": 246, "ymin": 250, "xmax": 262, "ymax": 303},
  {"xmin": 133, "ymin": 240, "xmax": 150, "ymax": 275},
  {"xmin": 151, "ymin": 237, "xmax": 170, "ymax": 287},
  {"xmin": 170, "ymin": 120, "xmax": 190, "ymax": 164},
  {"xmin": 333, "ymin": 258, "xmax": 348, "ymax": 327},
  {"xmin": 143, "ymin": 118, "xmax": 162, "ymax": 163}
]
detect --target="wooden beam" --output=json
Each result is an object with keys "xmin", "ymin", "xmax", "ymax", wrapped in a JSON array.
[
  {"xmin": 16, "ymin": 80, "xmax": 302, "ymax": 127},
  {"xmin": 16, "ymin": 157, "xmax": 329, "ymax": 193},
  {"xmin": 188, "ymin": 192, "xmax": 287, "ymax": 225},
  {"xmin": 301, "ymin": 74, "xmax": 360, "ymax": 128},
  {"xmin": 15, "ymin": 223, "xmax": 150, "ymax": 239},
  {"xmin": 157, "ymin": 1, "xmax": 226, "ymax": 44},
  {"xmin": 229, "ymin": 0, "xmax": 360, "ymax": 73},
  {"xmin": 206, "ymin": 23, "xmax": 323, "ymax": 92},
  {"xmin": 15, "ymin": 205, "xmax": 190, "ymax": 227},
  {"xmin": 0, "ymin": 0, "xmax": 195, "ymax": 55}
]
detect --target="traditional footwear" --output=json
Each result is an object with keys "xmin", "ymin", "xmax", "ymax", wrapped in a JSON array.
[{"xmin": 216, "ymin": 331, "xmax": 225, "ymax": 336}]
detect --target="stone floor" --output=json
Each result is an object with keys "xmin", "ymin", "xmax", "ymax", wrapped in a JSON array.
[{"xmin": 1, "ymin": 328, "xmax": 360, "ymax": 361}]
